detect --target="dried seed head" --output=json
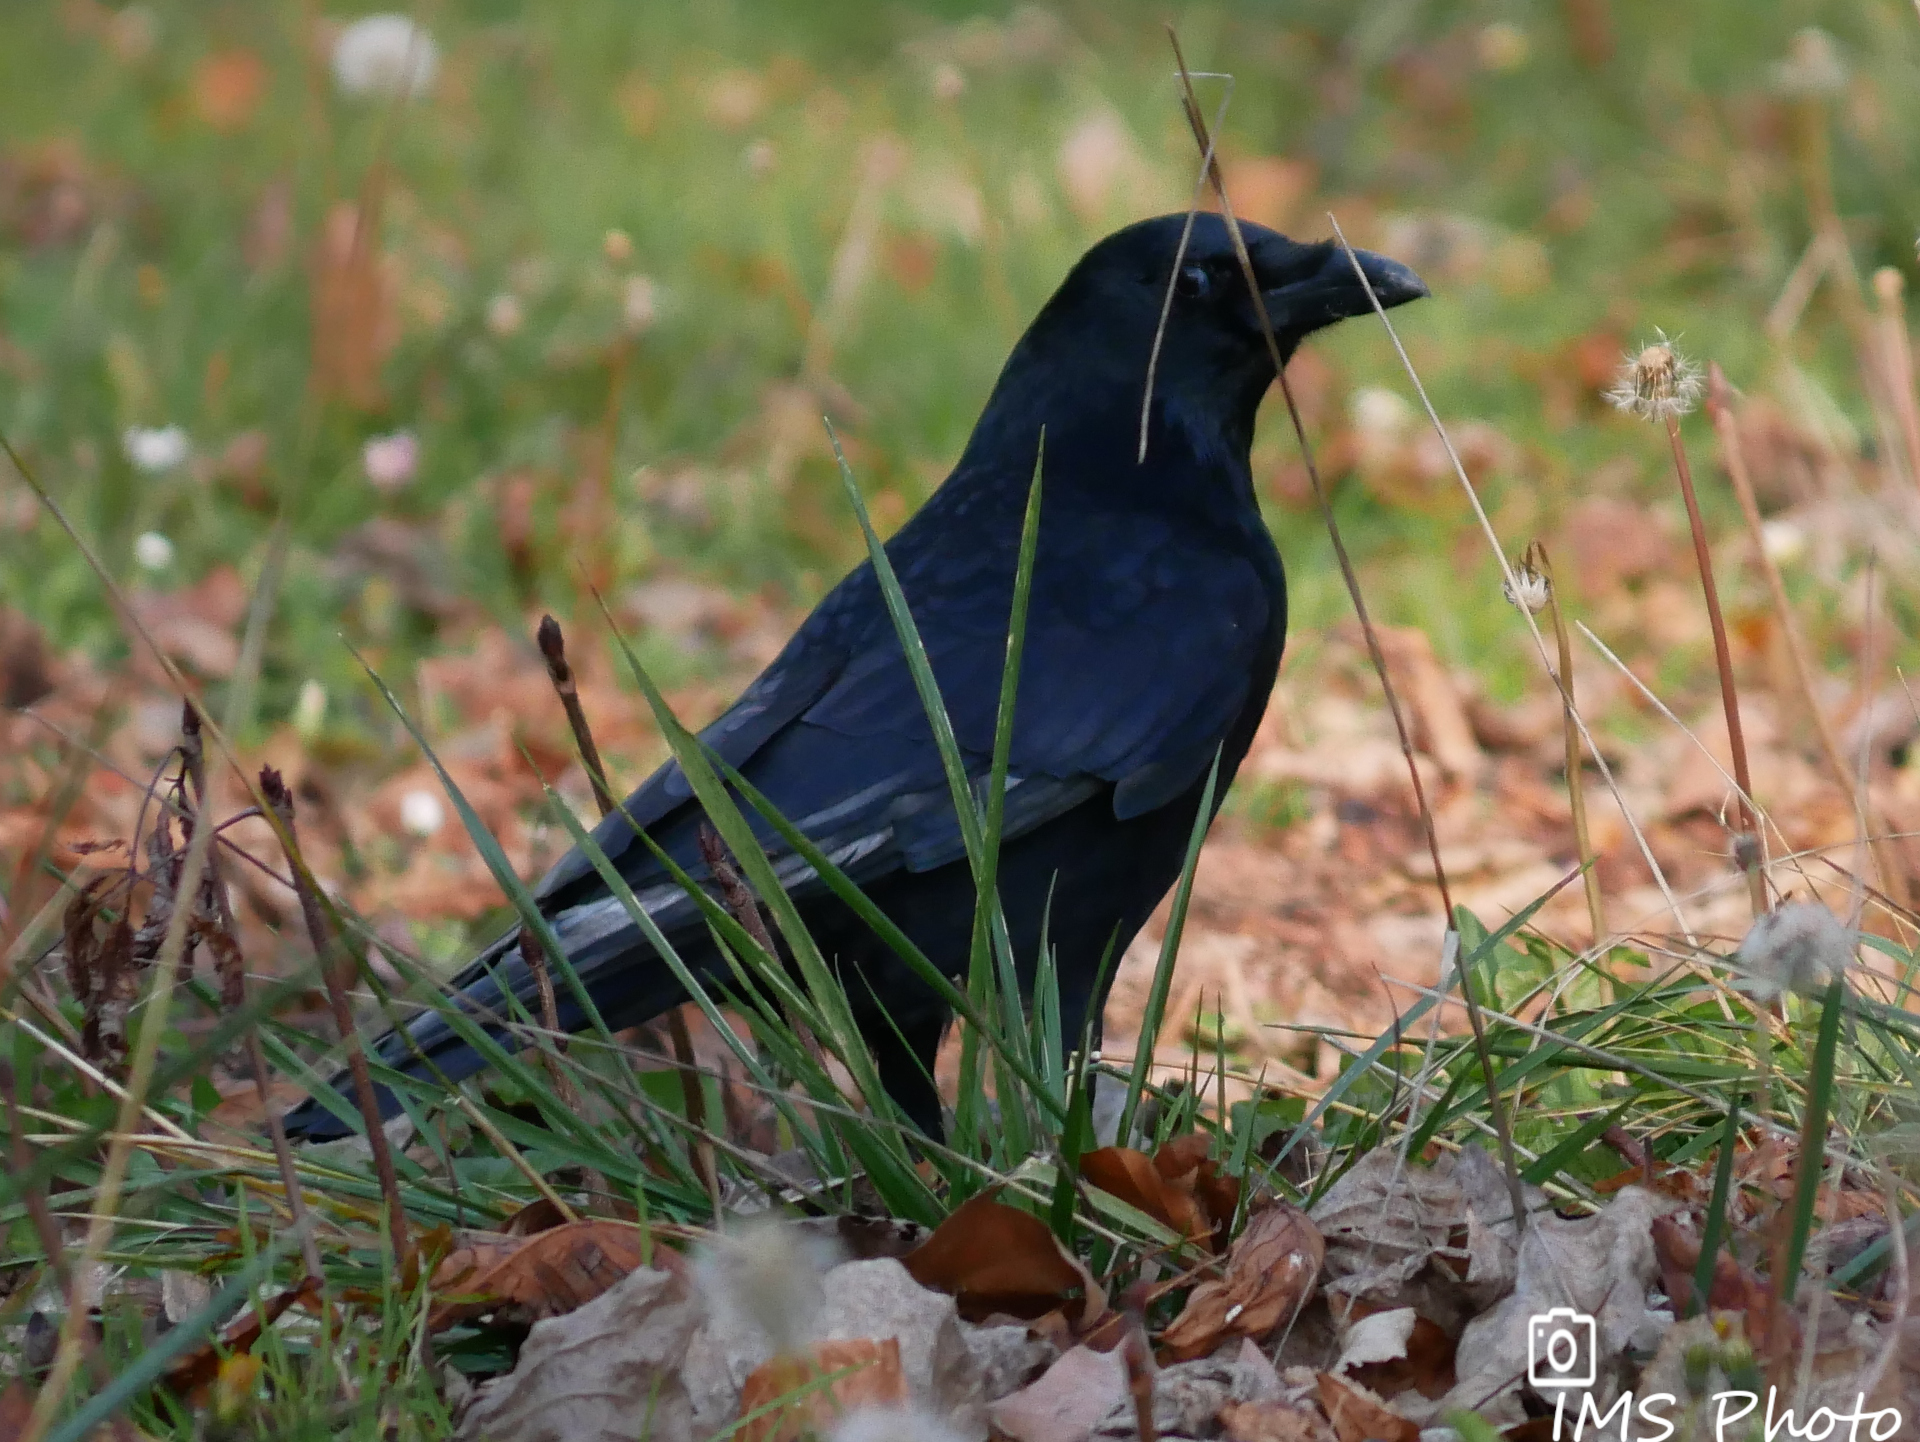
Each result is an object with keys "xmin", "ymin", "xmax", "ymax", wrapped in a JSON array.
[
  {"xmin": 692, "ymin": 1215, "xmax": 842, "ymax": 1358},
  {"xmin": 1502, "ymin": 559, "xmax": 1550, "ymax": 615},
  {"xmin": 1771, "ymin": 27, "xmax": 1847, "ymax": 98},
  {"xmin": 1731, "ymin": 901, "xmax": 1853, "ymax": 1001},
  {"xmin": 1605, "ymin": 331, "xmax": 1704, "ymax": 422}
]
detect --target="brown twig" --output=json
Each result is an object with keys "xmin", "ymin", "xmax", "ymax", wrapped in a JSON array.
[
  {"xmin": 1871, "ymin": 268, "xmax": 1920, "ymax": 491},
  {"xmin": 536, "ymin": 614, "xmax": 617, "ymax": 818},
  {"xmin": 1707, "ymin": 367, "xmax": 1907, "ymax": 911},
  {"xmin": 259, "ymin": 767, "xmax": 412, "ymax": 1276},
  {"xmin": 1663, "ymin": 407, "xmax": 1767, "ymax": 918},
  {"xmin": 178, "ymin": 704, "xmax": 324, "ymax": 1283},
  {"xmin": 1163, "ymin": 29, "xmax": 1526, "ymax": 1235}
]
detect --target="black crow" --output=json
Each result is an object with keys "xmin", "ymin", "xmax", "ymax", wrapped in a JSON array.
[{"xmin": 283, "ymin": 213, "xmax": 1426, "ymax": 1141}]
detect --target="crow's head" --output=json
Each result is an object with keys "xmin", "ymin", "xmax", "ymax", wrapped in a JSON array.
[{"xmin": 1012, "ymin": 212, "xmax": 1426, "ymax": 457}]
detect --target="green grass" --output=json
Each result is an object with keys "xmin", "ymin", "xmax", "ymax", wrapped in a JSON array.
[{"xmin": 4, "ymin": 2, "xmax": 1920, "ymax": 1436}]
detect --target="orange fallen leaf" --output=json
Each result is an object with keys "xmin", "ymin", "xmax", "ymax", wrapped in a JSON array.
[
  {"xmin": 427, "ymin": 1219, "xmax": 660, "ymax": 1330},
  {"xmin": 1159, "ymin": 1202, "xmax": 1323, "ymax": 1362},
  {"xmin": 1316, "ymin": 1372, "xmax": 1418, "ymax": 1442},
  {"xmin": 737, "ymin": 1337, "xmax": 906, "ymax": 1442},
  {"xmin": 903, "ymin": 1190, "xmax": 1088, "ymax": 1321},
  {"xmin": 1220, "ymin": 1397, "xmax": 1339, "ymax": 1442}
]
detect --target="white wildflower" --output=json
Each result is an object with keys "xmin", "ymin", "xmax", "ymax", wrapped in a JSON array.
[
  {"xmin": 484, "ymin": 292, "xmax": 523, "ymax": 337},
  {"xmin": 331, "ymin": 15, "xmax": 439, "ymax": 100},
  {"xmin": 692, "ymin": 1216, "xmax": 841, "ymax": 1357},
  {"xmin": 1503, "ymin": 560, "xmax": 1550, "ymax": 615},
  {"xmin": 1731, "ymin": 901, "xmax": 1853, "ymax": 1001},
  {"xmin": 361, "ymin": 430, "xmax": 419, "ymax": 491},
  {"xmin": 1760, "ymin": 518, "xmax": 1806, "ymax": 566},
  {"xmin": 622, "ymin": 275, "xmax": 658, "ymax": 332},
  {"xmin": 133, "ymin": 531, "xmax": 174, "ymax": 571},
  {"xmin": 293, "ymin": 679, "xmax": 328, "ymax": 741},
  {"xmin": 1349, "ymin": 385, "xmax": 1413, "ymax": 441},
  {"xmin": 1771, "ymin": 27, "xmax": 1847, "ymax": 98},
  {"xmin": 1604, "ymin": 330, "xmax": 1704, "ymax": 423},
  {"xmin": 399, "ymin": 788, "xmax": 445, "ymax": 838},
  {"xmin": 123, "ymin": 425, "xmax": 189, "ymax": 473}
]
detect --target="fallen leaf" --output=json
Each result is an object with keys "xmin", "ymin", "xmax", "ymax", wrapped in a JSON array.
[
  {"xmin": 1220, "ymin": 1397, "xmax": 1339, "ymax": 1442},
  {"xmin": 429, "ymin": 1219, "xmax": 659, "ymax": 1330},
  {"xmin": 1159, "ymin": 1202, "xmax": 1324, "ymax": 1362},
  {"xmin": 1315, "ymin": 1372, "xmax": 1418, "ymax": 1442},
  {"xmin": 1080, "ymin": 1146, "xmax": 1209, "ymax": 1245},
  {"xmin": 163, "ymin": 1274, "xmax": 321, "ymax": 1400},
  {"xmin": 1649, "ymin": 1214, "xmax": 1794, "ymax": 1353},
  {"xmin": 1336, "ymin": 1305, "xmax": 1456, "ymax": 1401},
  {"xmin": 903, "ymin": 1191, "xmax": 1087, "ymax": 1321},
  {"xmin": 737, "ymin": 1338, "xmax": 907, "ymax": 1442},
  {"xmin": 455, "ymin": 1265, "xmax": 698, "ymax": 1442},
  {"xmin": 988, "ymin": 1344, "xmax": 1128, "ymax": 1442}
]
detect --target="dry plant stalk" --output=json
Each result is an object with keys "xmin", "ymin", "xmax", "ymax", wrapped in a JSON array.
[
  {"xmin": 1871, "ymin": 268, "xmax": 1920, "ymax": 489},
  {"xmin": 1612, "ymin": 339, "xmax": 1766, "ymax": 917},
  {"xmin": 1520, "ymin": 544, "xmax": 1607, "ymax": 949},
  {"xmin": 1706, "ymin": 367, "xmax": 1908, "ymax": 912},
  {"xmin": 1164, "ymin": 29, "xmax": 1527, "ymax": 1235},
  {"xmin": 259, "ymin": 767, "xmax": 412, "ymax": 1276},
  {"xmin": 176, "ymin": 704, "xmax": 324, "ymax": 1282},
  {"xmin": 537, "ymin": 613, "xmax": 706, "ymax": 1193}
]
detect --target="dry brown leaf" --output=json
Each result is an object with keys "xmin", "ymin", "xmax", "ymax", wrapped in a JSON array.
[
  {"xmin": 1335, "ymin": 1305, "xmax": 1456, "ymax": 1401},
  {"xmin": 1159, "ymin": 1202, "xmax": 1324, "ymax": 1362},
  {"xmin": 162, "ymin": 1274, "xmax": 321, "ymax": 1400},
  {"xmin": 988, "ymin": 1344, "xmax": 1129, "ymax": 1442},
  {"xmin": 455, "ymin": 1265, "xmax": 697, "ymax": 1442},
  {"xmin": 1315, "ymin": 1372, "xmax": 1418, "ymax": 1442},
  {"xmin": 903, "ymin": 1191, "xmax": 1087, "ymax": 1321},
  {"xmin": 428, "ymin": 1219, "xmax": 659, "ymax": 1330},
  {"xmin": 736, "ymin": 1338, "xmax": 907, "ymax": 1442},
  {"xmin": 1219, "ymin": 1397, "xmax": 1339, "ymax": 1442},
  {"xmin": 1080, "ymin": 1145, "xmax": 1209, "ymax": 1245},
  {"xmin": 1649, "ymin": 1214, "xmax": 1796, "ymax": 1354}
]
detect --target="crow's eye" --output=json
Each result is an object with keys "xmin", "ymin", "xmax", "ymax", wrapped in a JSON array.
[{"xmin": 1174, "ymin": 264, "xmax": 1210, "ymax": 299}]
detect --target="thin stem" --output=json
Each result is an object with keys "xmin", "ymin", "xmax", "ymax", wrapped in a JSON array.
[
  {"xmin": 1166, "ymin": 29, "xmax": 1528, "ymax": 1235},
  {"xmin": 1535, "ymin": 544, "xmax": 1607, "ymax": 951},
  {"xmin": 1664, "ymin": 411, "xmax": 1766, "ymax": 919},
  {"xmin": 260, "ymin": 768, "xmax": 412, "ymax": 1277}
]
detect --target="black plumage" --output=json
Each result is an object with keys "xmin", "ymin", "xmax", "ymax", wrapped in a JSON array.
[{"xmin": 283, "ymin": 213, "xmax": 1426, "ymax": 1142}]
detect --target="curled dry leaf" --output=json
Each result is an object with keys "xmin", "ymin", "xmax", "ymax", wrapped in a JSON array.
[
  {"xmin": 428, "ymin": 1219, "xmax": 660, "ymax": 1330},
  {"xmin": 1334, "ymin": 1303, "xmax": 1456, "ymax": 1401},
  {"xmin": 988, "ymin": 1343, "xmax": 1129, "ymax": 1442},
  {"xmin": 1314, "ymin": 1372, "xmax": 1418, "ymax": 1442},
  {"xmin": 1159, "ymin": 1202, "xmax": 1324, "ymax": 1363},
  {"xmin": 903, "ymin": 1191, "xmax": 1089, "ymax": 1322},
  {"xmin": 736, "ymin": 1338, "xmax": 908, "ymax": 1442}
]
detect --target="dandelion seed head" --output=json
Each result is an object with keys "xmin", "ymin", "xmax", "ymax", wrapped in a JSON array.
[
  {"xmin": 1605, "ymin": 331, "xmax": 1703, "ymax": 422},
  {"xmin": 1502, "ymin": 559, "xmax": 1550, "ymax": 615},
  {"xmin": 1731, "ymin": 901, "xmax": 1852, "ymax": 1001},
  {"xmin": 331, "ymin": 15, "xmax": 438, "ymax": 100},
  {"xmin": 692, "ymin": 1215, "xmax": 840, "ymax": 1357}
]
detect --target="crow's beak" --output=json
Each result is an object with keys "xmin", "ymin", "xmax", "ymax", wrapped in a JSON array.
[
  {"xmin": 1254, "ymin": 243, "xmax": 1428, "ymax": 342},
  {"xmin": 1339, "ymin": 247, "xmax": 1429, "ymax": 310}
]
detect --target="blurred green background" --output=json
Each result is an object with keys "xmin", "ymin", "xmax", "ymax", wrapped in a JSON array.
[{"xmin": 2, "ymin": 0, "xmax": 1915, "ymax": 735}]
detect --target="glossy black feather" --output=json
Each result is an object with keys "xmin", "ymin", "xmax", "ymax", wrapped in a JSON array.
[{"xmin": 283, "ymin": 213, "xmax": 1425, "ymax": 1140}]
